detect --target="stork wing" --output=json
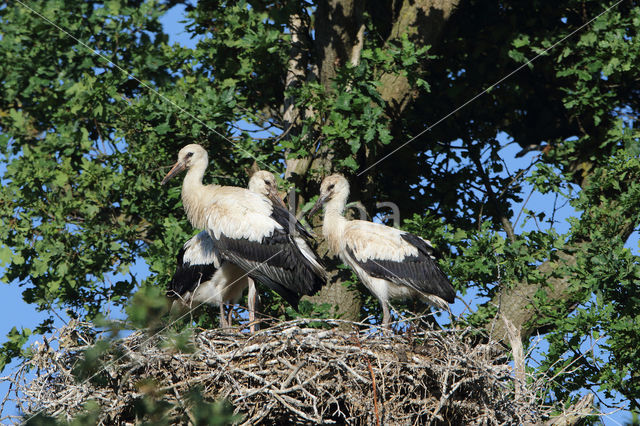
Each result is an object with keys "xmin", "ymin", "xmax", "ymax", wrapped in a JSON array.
[
  {"xmin": 344, "ymin": 221, "xmax": 455, "ymax": 303},
  {"xmin": 269, "ymin": 202, "xmax": 314, "ymax": 240},
  {"xmin": 213, "ymin": 229, "xmax": 326, "ymax": 309},
  {"xmin": 167, "ymin": 231, "xmax": 221, "ymax": 298},
  {"xmin": 204, "ymin": 193, "xmax": 326, "ymax": 309},
  {"xmin": 182, "ymin": 231, "xmax": 222, "ymax": 267}
]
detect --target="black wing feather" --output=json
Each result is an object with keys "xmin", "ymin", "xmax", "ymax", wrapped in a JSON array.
[
  {"xmin": 401, "ymin": 233, "xmax": 443, "ymax": 260},
  {"xmin": 213, "ymin": 229, "xmax": 325, "ymax": 309},
  {"xmin": 346, "ymin": 233, "xmax": 455, "ymax": 303},
  {"xmin": 166, "ymin": 246, "xmax": 218, "ymax": 299},
  {"xmin": 269, "ymin": 202, "xmax": 314, "ymax": 240}
]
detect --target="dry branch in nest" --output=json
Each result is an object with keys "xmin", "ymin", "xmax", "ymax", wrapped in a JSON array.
[{"xmin": 8, "ymin": 319, "xmax": 562, "ymax": 424}]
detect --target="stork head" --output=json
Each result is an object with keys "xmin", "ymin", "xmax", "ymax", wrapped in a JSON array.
[
  {"xmin": 307, "ymin": 174, "xmax": 350, "ymax": 217},
  {"xmin": 248, "ymin": 170, "xmax": 286, "ymax": 207},
  {"xmin": 161, "ymin": 144, "xmax": 208, "ymax": 185}
]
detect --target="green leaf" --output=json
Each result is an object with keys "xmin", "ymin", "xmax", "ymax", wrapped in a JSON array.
[
  {"xmin": 155, "ymin": 123, "xmax": 171, "ymax": 135},
  {"xmin": 341, "ymin": 156, "xmax": 359, "ymax": 170},
  {"xmin": 513, "ymin": 35, "xmax": 530, "ymax": 48},
  {"xmin": 0, "ymin": 246, "xmax": 12, "ymax": 266}
]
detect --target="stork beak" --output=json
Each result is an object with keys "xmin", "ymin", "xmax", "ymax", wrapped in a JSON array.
[
  {"xmin": 161, "ymin": 161, "xmax": 186, "ymax": 185},
  {"xmin": 267, "ymin": 187, "xmax": 287, "ymax": 209},
  {"xmin": 306, "ymin": 194, "xmax": 328, "ymax": 219}
]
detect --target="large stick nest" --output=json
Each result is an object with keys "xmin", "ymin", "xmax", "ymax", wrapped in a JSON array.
[{"xmin": 9, "ymin": 319, "xmax": 548, "ymax": 424}]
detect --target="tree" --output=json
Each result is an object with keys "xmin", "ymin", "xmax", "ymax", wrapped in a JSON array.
[{"xmin": 1, "ymin": 0, "xmax": 639, "ymax": 417}]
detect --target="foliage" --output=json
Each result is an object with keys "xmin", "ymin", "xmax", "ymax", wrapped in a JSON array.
[
  {"xmin": 0, "ymin": 327, "xmax": 31, "ymax": 371},
  {"xmin": 285, "ymin": 37, "xmax": 430, "ymax": 172},
  {"xmin": 1, "ymin": 0, "xmax": 640, "ymax": 420},
  {"xmin": 541, "ymin": 153, "xmax": 640, "ymax": 408},
  {"xmin": 23, "ymin": 387, "xmax": 238, "ymax": 425}
]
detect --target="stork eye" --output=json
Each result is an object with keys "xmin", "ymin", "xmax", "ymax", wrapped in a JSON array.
[
  {"xmin": 186, "ymin": 152, "xmax": 194, "ymax": 158},
  {"xmin": 327, "ymin": 184, "xmax": 335, "ymax": 190}
]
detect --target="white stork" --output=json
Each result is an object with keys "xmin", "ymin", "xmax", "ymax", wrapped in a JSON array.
[
  {"xmin": 161, "ymin": 144, "xmax": 326, "ymax": 311},
  {"xmin": 308, "ymin": 174, "xmax": 456, "ymax": 327},
  {"xmin": 166, "ymin": 170, "xmax": 284, "ymax": 330}
]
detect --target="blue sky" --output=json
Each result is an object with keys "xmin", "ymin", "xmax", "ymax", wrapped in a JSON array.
[{"xmin": 1, "ymin": 4, "xmax": 638, "ymax": 424}]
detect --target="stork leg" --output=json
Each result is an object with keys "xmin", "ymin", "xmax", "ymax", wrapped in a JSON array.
[
  {"xmin": 227, "ymin": 304, "xmax": 234, "ymax": 328},
  {"xmin": 219, "ymin": 303, "xmax": 228, "ymax": 328},
  {"xmin": 382, "ymin": 302, "xmax": 392, "ymax": 329},
  {"xmin": 247, "ymin": 278, "xmax": 259, "ymax": 333}
]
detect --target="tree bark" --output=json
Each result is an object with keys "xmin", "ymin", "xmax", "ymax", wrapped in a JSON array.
[
  {"xmin": 315, "ymin": 0, "xmax": 365, "ymax": 87},
  {"xmin": 283, "ymin": 12, "xmax": 313, "ymax": 188},
  {"xmin": 489, "ymin": 245, "xmax": 580, "ymax": 344},
  {"xmin": 489, "ymin": 175, "xmax": 640, "ymax": 347},
  {"xmin": 378, "ymin": 0, "xmax": 460, "ymax": 118}
]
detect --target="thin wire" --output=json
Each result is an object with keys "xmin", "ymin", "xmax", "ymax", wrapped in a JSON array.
[
  {"xmin": 14, "ymin": 0, "xmax": 280, "ymax": 175},
  {"xmin": 357, "ymin": 0, "xmax": 623, "ymax": 177}
]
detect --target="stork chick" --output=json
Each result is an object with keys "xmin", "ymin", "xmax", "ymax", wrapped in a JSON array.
[
  {"xmin": 308, "ymin": 174, "xmax": 455, "ymax": 327},
  {"xmin": 166, "ymin": 170, "xmax": 284, "ymax": 330},
  {"xmin": 166, "ymin": 231, "xmax": 247, "ymax": 328}
]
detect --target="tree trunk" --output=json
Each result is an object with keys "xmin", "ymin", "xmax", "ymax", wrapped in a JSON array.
[{"xmin": 378, "ymin": 0, "xmax": 460, "ymax": 118}]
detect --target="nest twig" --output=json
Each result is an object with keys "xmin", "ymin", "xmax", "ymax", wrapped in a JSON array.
[{"xmin": 6, "ymin": 319, "xmax": 558, "ymax": 424}]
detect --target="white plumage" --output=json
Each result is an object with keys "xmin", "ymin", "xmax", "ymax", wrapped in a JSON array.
[
  {"xmin": 166, "ymin": 171, "xmax": 283, "ymax": 329},
  {"xmin": 162, "ymin": 144, "xmax": 326, "ymax": 310},
  {"xmin": 166, "ymin": 231, "xmax": 248, "ymax": 327},
  {"xmin": 308, "ymin": 174, "xmax": 456, "ymax": 326}
]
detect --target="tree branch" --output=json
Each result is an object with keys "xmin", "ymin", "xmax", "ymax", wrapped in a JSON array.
[
  {"xmin": 489, "ymin": 165, "xmax": 640, "ymax": 346},
  {"xmin": 545, "ymin": 393, "xmax": 594, "ymax": 426},
  {"xmin": 470, "ymin": 147, "xmax": 516, "ymax": 242},
  {"xmin": 283, "ymin": 11, "xmax": 311, "ymax": 183}
]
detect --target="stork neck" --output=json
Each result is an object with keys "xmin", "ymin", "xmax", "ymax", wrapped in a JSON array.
[
  {"xmin": 325, "ymin": 191, "xmax": 348, "ymax": 217},
  {"xmin": 184, "ymin": 160, "xmax": 207, "ymax": 189},
  {"xmin": 322, "ymin": 193, "xmax": 348, "ymax": 254},
  {"xmin": 181, "ymin": 161, "xmax": 213, "ymax": 230}
]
